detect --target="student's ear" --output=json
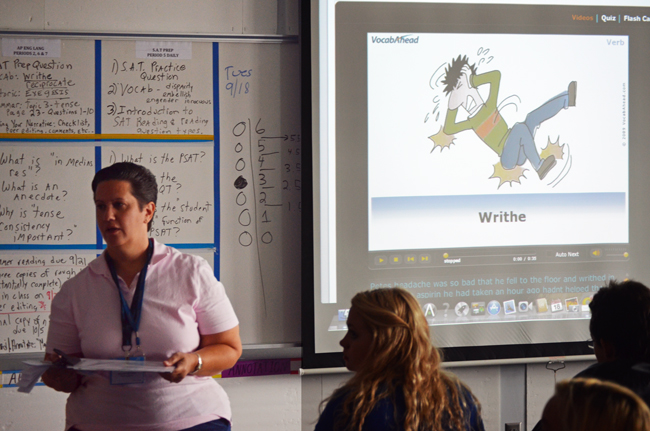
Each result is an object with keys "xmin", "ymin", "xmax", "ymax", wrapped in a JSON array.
[{"xmin": 594, "ymin": 338, "xmax": 617, "ymax": 363}]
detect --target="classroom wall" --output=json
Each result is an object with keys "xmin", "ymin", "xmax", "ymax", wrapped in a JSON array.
[
  {"xmin": 301, "ymin": 360, "xmax": 595, "ymax": 431},
  {"xmin": 0, "ymin": 2, "xmax": 596, "ymax": 430},
  {"xmin": 0, "ymin": 374, "xmax": 302, "ymax": 431},
  {"xmin": 0, "ymin": 359, "xmax": 594, "ymax": 431}
]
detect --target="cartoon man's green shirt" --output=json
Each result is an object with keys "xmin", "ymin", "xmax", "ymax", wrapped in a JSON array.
[{"xmin": 443, "ymin": 70, "xmax": 509, "ymax": 156}]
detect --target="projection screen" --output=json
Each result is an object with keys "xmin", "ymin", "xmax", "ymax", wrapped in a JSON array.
[{"xmin": 303, "ymin": 0, "xmax": 650, "ymax": 369}]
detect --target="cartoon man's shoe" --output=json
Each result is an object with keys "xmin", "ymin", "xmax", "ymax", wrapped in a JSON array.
[
  {"xmin": 568, "ymin": 81, "xmax": 577, "ymax": 107},
  {"xmin": 537, "ymin": 155, "xmax": 556, "ymax": 180}
]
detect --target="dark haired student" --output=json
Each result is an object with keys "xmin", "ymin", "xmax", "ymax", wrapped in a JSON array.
[
  {"xmin": 533, "ymin": 279, "xmax": 650, "ymax": 430},
  {"xmin": 42, "ymin": 162, "xmax": 242, "ymax": 431},
  {"xmin": 574, "ymin": 279, "xmax": 650, "ymax": 404}
]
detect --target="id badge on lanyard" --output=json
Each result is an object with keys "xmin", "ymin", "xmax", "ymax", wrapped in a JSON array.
[
  {"xmin": 106, "ymin": 239, "xmax": 154, "ymax": 385},
  {"xmin": 110, "ymin": 356, "xmax": 146, "ymax": 384}
]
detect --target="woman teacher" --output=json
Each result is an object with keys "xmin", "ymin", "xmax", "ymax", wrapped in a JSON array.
[{"xmin": 42, "ymin": 162, "xmax": 242, "ymax": 431}]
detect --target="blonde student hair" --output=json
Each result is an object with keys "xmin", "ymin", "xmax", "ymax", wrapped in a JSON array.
[{"xmin": 328, "ymin": 287, "xmax": 478, "ymax": 431}]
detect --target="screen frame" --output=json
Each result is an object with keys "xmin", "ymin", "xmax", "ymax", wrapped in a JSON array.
[{"xmin": 301, "ymin": 0, "xmax": 650, "ymax": 370}]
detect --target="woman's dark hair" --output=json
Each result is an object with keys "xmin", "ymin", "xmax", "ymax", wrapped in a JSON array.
[{"xmin": 91, "ymin": 162, "xmax": 157, "ymax": 231}]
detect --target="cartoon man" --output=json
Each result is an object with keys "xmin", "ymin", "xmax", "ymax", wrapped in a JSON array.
[{"xmin": 441, "ymin": 55, "xmax": 576, "ymax": 180}]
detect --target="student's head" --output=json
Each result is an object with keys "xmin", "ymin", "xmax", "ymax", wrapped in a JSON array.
[
  {"xmin": 589, "ymin": 279, "xmax": 650, "ymax": 362},
  {"xmin": 340, "ymin": 287, "xmax": 439, "ymax": 375},
  {"xmin": 334, "ymin": 288, "xmax": 474, "ymax": 431},
  {"xmin": 442, "ymin": 55, "xmax": 482, "ymax": 113},
  {"xmin": 92, "ymin": 162, "xmax": 158, "ymax": 232},
  {"xmin": 541, "ymin": 378, "xmax": 650, "ymax": 431}
]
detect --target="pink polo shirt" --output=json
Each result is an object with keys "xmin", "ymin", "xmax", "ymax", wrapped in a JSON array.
[{"xmin": 46, "ymin": 240, "xmax": 239, "ymax": 431}]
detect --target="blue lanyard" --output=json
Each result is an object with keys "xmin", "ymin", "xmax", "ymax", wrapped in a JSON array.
[{"xmin": 105, "ymin": 238, "xmax": 154, "ymax": 355}]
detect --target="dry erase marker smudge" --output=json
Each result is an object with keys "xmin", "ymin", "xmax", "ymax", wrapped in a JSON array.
[{"xmin": 234, "ymin": 175, "xmax": 248, "ymax": 190}]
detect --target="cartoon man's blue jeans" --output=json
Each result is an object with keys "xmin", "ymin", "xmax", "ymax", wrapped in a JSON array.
[{"xmin": 501, "ymin": 91, "xmax": 569, "ymax": 171}]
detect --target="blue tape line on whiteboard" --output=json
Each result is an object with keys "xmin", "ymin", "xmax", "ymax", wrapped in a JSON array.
[
  {"xmin": 98, "ymin": 138, "xmax": 214, "ymax": 143},
  {"xmin": 213, "ymin": 42, "xmax": 221, "ymax": 279},
  {"xmin": 164, "ymin": 243, "xmax": 214, "ymax": 249},
  {"xmin": 0, "ymin": 244, "xmax": 98, "ymax": 250},
  {"xmin": 0, "ymin": 139, "xmax": 213, "ymax": 143},
  {"xmin": 0, "ymin": 139, "xmax": 99, "ymax": 143},
  {"xmin": 95, "ymin": 40, "xmax": 101, "ymax": 135},
  {"xmin": 95, "ymin": 146, "xmax": 103, "ymax": 248},
  {"xmin": 0, "ymin": 138, "xmax": 213, "ymax": 143}
]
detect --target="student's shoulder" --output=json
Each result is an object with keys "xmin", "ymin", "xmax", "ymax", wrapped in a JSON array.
[
  {"xmin": 575, "ymin": 360, "xmax": 637, "ymax": 379},
  {"xmin": 314, "ymin": 392, "xmax": 346, "ymax": 431}
]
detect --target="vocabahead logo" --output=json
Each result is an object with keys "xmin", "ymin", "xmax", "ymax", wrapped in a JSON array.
[{"xmin": 371, "ymin": 34, "xmax": 420, "ymax": 44}]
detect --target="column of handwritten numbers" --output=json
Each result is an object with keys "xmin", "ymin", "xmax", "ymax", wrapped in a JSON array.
[
  {"xmin": 232, "ymin": 119, "xmax": 279, "ymax": 247},
  {"xmin": 283, "ymin": 134, "xmax": 301, "ymax": 214},
  {"xmin": 255, "ymin": 119, "xmax": 280, "ymax": 245},
  {"xmin": 233, "ymin": 121, "xmax": 253, "ymax": 247}
]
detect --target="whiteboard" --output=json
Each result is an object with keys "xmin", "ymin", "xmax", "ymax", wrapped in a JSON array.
[
  {"xmin": 218, "ymin": 43, "xmax": 302, "ymax": 344},
  {"xmin": 0, "ymin": 37, "xmax": 301, "ymax": 357},
  {"xmin": 0, "ymin": 38, "xmax": 95, "ymax": 136},
  {"xmin": 101, "ymin": 41, "xmax": 214, "ymax": 137},
  {"xmin": 0, "ymin": 143, "xmax": 96, "ymax": 246},
  {"xmin": 101, "ymin": 143, "xmax": 215, "ymax": 245}
]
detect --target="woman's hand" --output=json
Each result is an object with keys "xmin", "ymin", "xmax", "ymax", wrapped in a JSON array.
[
  {"xmin": 161, "ymin": 352, "xmax": 200, "ymax": 383},
  {"xmin": 161, "ymin": 326, "xmax": 242, "ymax": 384},
  {"xmin": 41, "ymin": 352, "xmax": 83, "ymax": 393}
]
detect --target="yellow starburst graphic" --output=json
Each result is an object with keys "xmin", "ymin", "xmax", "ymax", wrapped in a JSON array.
[
  {"xmin": 489, "ymin": 162, "xmax": 528, "ymax": 188},
  {"xmin": 540, "ymin": 137, "xmax": 565, "ymax": 160},
  {"xmin": 428, "ymin": 128, "xmax": 455, "ymax": 152}
]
